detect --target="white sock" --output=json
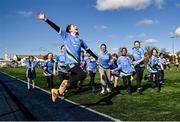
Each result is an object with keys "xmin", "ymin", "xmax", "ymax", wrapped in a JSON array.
[
  {"xmin": 32, "ymin": 80, "xmax": 35, "ymax": 88},
  {"xmin": 27, "ymin": 78, "xmax": 30, "ymax": 89}
]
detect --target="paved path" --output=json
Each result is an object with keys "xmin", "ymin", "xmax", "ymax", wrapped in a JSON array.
[{"xmin": 0, "ymin": 72, "xmax": 117, "ymax": 121}]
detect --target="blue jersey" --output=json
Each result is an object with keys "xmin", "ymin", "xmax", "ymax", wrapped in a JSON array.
[
  {"xmin": 24, "ymin": 59, "xmax": 39, "ymax": 71},
  {"xmin": 56, "ymin": 53, "xmax": 66, "ymax": 72},
  {"xmin": 149, "ymin": 55, "xmax": 161, "ymax": 72},
  {"xmin": 159, "ymin": 57, "xmax": 166, "ymax": 65},
  {"xmin": 43, "ymin": 59, "xmax": 55, "ymax": 74},
  {"xmin": 149, "ymin": 55, "xmax": 159, "ymax": 67},
  {"xmin": 85, "ymin": 57, "xmax": 97, "ymax": 73},
  {"xmin": 132, "ymin": 47, "xmax": 145, "ymax": 67},
  {"xmin": 59, "ymin": 30, "xmax": 89, "ymax": 64},
  {"xmin": 98, "ymin": 51, "xmax": 111, "ymax": 69},
  {"xmin": 110, "ymin": 59, "xmax": 118, "ymax": 70},
  {"xmin": 114, "ymin": 56, "xmax": 134, "ymax": 74},
  {"xmin": 80, "ymin": 56, "xmax": 86, "ymax": 70}
]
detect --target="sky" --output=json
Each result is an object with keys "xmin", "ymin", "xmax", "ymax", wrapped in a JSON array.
[{"xmin": 0, "ymin": 0, "xmax": 180, "ymax": 58}]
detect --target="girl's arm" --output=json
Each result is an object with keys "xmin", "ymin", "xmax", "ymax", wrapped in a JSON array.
[{"xmin": 37, "ymin": 12, "xmax": 60, "ymax": 33}]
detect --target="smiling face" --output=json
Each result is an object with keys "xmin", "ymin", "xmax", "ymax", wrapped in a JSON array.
[
  {"xmin": 121, "ymin": 48, "xmax": 127, "ymax": 56},
  {"xmin": 67, "ymin": 24, "xmax": 79, "ymax": 35},
  {"xmin": 134, "ymin": 41, "xmax": 140, "ymax": 48},
  {"xmin": 48, "ymin": 53, "xmax": 53, "ymax": 60},
  {"xmin": 29, "ymin": 56, "xmax": 33, "ymax": 62},
  {"xmin": 152, "ymin": 49, "xmax": 158, "ymax": 56},
  {"xmin": 100, "ymin": 44, "xmax": 106, "ymax": 53},
  {"xmin": 61, "ymin": 45, "xmax": 65, "ymax": 53}
]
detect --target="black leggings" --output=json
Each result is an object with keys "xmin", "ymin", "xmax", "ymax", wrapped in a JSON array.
[
  {"xmin": 68, "ymin": 65, "xmax": 86, "ymax": 85},
  {"xmin": 122, "ymin": 75, "xmax": 131, "ymax": 92},
  {"xmin": 150, "ymin": 73, "xmax": 160, "ymax": 91},
  {"xmin": 45, "ymin": 76, "xmax": 53, "ymax": 88},
  {"xmin": 58, "ymin": 71, "xmax": 68, "ymax": 85},
  {"xmin": 135, "ymin": 66, "xmax": 144, "ymax": 88},
  {"xmin": 159, "ymin": 70, "xmax": 164, "ymax": 82},
  {"xmin": 89, "ymin": 71, "xmax": 96, "ymax": 88}
]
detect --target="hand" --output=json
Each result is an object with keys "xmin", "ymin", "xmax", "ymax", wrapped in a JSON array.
[
  {"xmin": 53, "ymin": 71, "xmax": 58, "ymax": 76},
  {"xmin": 36, "ymin": 12, "xmax": 47, "ymax": 21},
  {"xmin": 132, "ymin": 61, "xmax": 139, "ymax": 65}
]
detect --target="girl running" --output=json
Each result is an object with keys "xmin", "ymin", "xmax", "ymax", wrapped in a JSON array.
[
  {"xmin": 112, "ymin": 48, "xmax": 135, "ymax": 94},
  {"xmin": 85, "ymin": 52, "xmax": 97, "ymax": 92},
  {"xmin": 43, "ymin": 53, "xmax": 55, "ymax": 88},
  {"xmin": 23, "ymin": 56, "xmax": 39, "ymax": 90},
  {"xmin": 148, "ymin": 48, "xmax": 161, "ymax": 92},
  {"xmin": 110, "ymin": 53, "xmax": 119, "ymax": 91},
  {"xmin": 132, "ymin": 40, "xmax": 145, "ymax": 95},
  {"xmin": 55, "ymin": 45, "xmax": 66, "ymax": 85},
  {"xmin": 159, "ymin": 53, "xmax": 166, "ymax": 84},
  {"xmin": 37, "ymin": 12, "xmax": 98, "ymax": 102},
  {"xmin": 98, "ymin": 44, "xmax": 112, "ymax": 94}
]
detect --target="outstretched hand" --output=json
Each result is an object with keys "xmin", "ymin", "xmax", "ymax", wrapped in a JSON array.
[{"xmin": 37, "ymin": 12, "xmax": 47, "ymax": 21}]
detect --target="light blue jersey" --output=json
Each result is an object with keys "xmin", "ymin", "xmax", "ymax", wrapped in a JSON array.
[
  {"xmin": 159, "ymin": 57, "xmax": 166, "ymax": 65},
  {"xmin": 80, "ymin": 55, "xmax": 86, "ymax": 70},
  {"xmin": 148, "ymin": 55, "xmax": 161, "ymax": 73},
  {"xmin": 24, "ymin": 59, "xmax": 39, "ymax": 71},
  {"xmin": 132, "ymin": 47, "xmax": 145, "ymax": 67},
  {"xmin": 98, "ymin": 51, "xmax": 111, "ymax": 69},
  {"xmin": 59, "ymin": 30, "xmax": 89, "ymax": 64},
  {"xmin": 56, "ymin": 53, "xmax": 66, "ymax": 72},
  {"xmin": 149, "ymin": 55, "xmax": 159, "ymax": 67},
  {"xmin": 114, "ymin": 56, "xmax": 135, "ymax": 74},
  {"xmin": 43, "ymin": 59, "xmax": 55, "ymax": 75},
  {"xmin": 85, "ymin": 57, "xmax": 97, "ymax": 73}
]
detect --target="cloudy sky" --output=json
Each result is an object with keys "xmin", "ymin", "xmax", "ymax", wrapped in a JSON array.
[{"xmin": 0, "ymin": 0, "xmax": 180, "ymax": 58}]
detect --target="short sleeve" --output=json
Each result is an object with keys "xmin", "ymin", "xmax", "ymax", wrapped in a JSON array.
[
  {"xmin": 140, "ymin": 48, "xmax": 145, "ymax": 57},
  {"xmin": 59, "ymin": 29, "xmax": 68, "ymax": 40},
  {"xmin": 80, "ymin": 39, "xmax": 89, "ymax": 50}
]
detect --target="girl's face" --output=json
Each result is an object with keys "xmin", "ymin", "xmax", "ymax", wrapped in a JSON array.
[
  {"xmin": 69, "ymin": 25, "xmax": 78, "ymax": 34},
  {"xmin": 112, "ymin": 56, "xmax": 117, "ymax": 60},
  {"xmin": 81, "ymin": 52, "xmax": 85, "ymax": 57},
  {"xmin": 87, "ymin": 52, "xmax": 91, "ymax": 57},
  {"xmin": 100, "ymin": 45, "xmax": 106, "ymax": 53},
  {"xmin": 134, "ymin": 42, "xmax": 140, "ymax": 48},
  {"xmin": 160, "ymin": 54, "xmax": 163, "ymax": 58},
  {"xmin": 152, "ymin": 50, "xmax": 157, "ymax": 56},
  {"xmin": 48, "ymin": 53, "xmax": 53, "ymax": 59},
  {"xmin": 121, "ymin": 49, "xmax": 127, "ymax": 56},
  {"xmin": 61, "ymin": 46, "xmax": 65, "ymax": 53},
  {"xmin": 29, "ymin": 57, "xmax": 33, "ymax": 62}
]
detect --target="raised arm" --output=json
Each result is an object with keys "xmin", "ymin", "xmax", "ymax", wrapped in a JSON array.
[{"xmin": 37, "ymin": 12, "xmax": 60, "ymax": 33}]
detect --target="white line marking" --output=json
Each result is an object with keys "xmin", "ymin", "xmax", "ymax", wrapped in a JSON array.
[{"xmin": 0, "ymin": 71, "xmax": 120, "ymax": 121}]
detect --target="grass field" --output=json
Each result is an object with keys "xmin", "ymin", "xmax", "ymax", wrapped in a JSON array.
[{"xmin": 0, "ymin": 66, "xmax": 180, "ymax": 121}]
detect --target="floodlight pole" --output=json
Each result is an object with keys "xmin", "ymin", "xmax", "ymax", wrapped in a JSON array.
[{"xmin": 170, "ymin": 36, "xmax": 175, "ymax": 64}]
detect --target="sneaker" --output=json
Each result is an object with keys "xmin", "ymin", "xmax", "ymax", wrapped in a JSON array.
[
  {"xmin": 92, "ymin": 87, "xmax": 96, "ymax": 93},
  {"xmin": 137, "ymin": 88, "xmax": 143, "ymax": 95},
  {"xmin": 59, "ymin": 80, "xmax": 69, "ymax": 95},
  {"xmin": 106, "ymin": 87, "xmax": 111, "ymax": 93},
  {"xmin": 130, "ymin": 76, "xmax": 134, "ymax": 81},
  {"xmin": 100, "ymin": 89, "xmax": 105, "ymax": 94},
  {"xmin": 51, "ymin": 89, "xmax": 59, "ymax": 102}
]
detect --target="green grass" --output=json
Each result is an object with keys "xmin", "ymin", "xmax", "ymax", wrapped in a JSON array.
[{"xmin": 0, "ymin": 66, "xmax": 180, "ymax": 121}]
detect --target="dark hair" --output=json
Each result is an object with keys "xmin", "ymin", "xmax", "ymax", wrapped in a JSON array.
[
  {"xmin": 121, "ymin": 47, "xmax": 127, "ymax": 54},
  {"xmin": 29, "ymin": 55, "xmax": 34, "ymax": 59},
  {"xmin": 159, "ymin": 52, "xmax": 164, "ymax": 57},
  {"xmin": 81, "ymin": 50, "xmax": 85, "ymax": 53},
  {"xmin": 44, "ymin": 52, "xmax": 53, "ymax": 60},
  {"xmin": 60, "ymin": 45, "xmax": 64, "ymax": 50},
  {"xmin": 150, "ymin": 48, "xmax": 158, "ymax": 58},
  {"xmin": 66, "ymin": 24, "xmax": 79, "ymax": 35},
  {"xmin": 112, "ymin": 53, "xmax": 118, "ymax": 58},
  {"xmin": 100, "ymin": 43, "xmax": 107, "ymax": 48},
  {"xmin": 134, "ymin": 40, "xmax": 141, "ymax": 45}
]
